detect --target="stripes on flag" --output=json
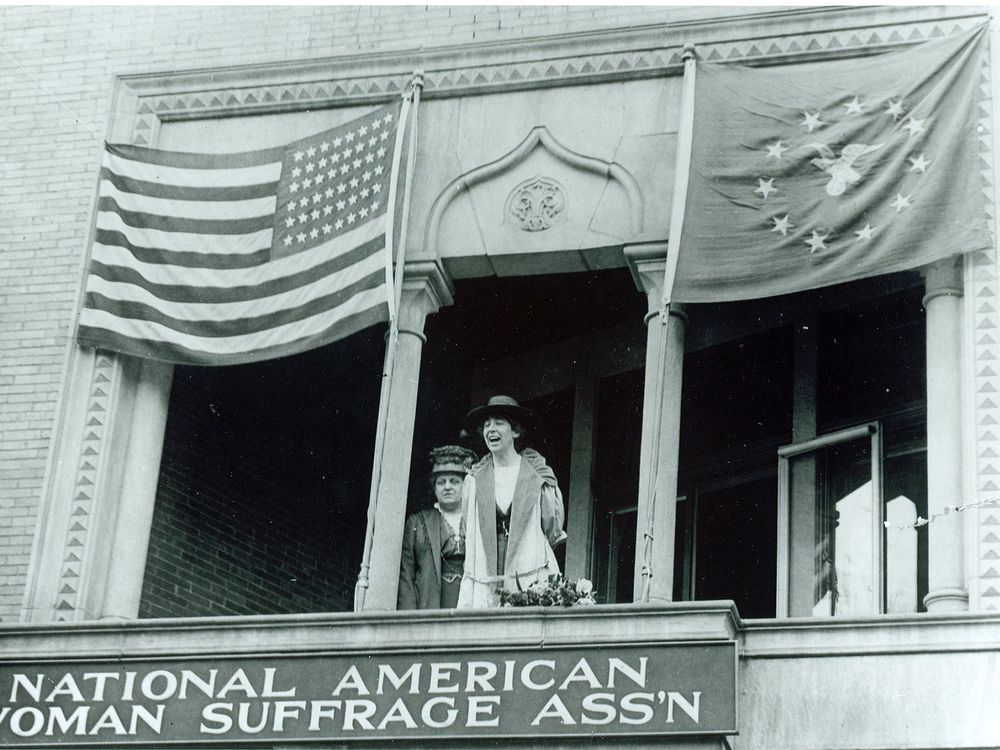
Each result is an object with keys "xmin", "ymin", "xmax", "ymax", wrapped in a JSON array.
[{"xmin": 77, "ymin": 100, "xmax": 404, "ymax": 366}]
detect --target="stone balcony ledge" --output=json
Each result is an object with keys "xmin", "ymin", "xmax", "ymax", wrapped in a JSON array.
[{"xmin": 2, "ymin": 603, "xmax": 999, "ymax": 662}]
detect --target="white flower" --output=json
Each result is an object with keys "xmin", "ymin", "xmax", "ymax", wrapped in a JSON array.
[{"xmin": 575, "ymin": 578, "xmax": 594, "ymax": 596}]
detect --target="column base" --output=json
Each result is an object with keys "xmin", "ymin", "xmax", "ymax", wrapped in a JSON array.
[{"xmin": 922, "ymin": 587, "xmax": 969, "ymax": 612}]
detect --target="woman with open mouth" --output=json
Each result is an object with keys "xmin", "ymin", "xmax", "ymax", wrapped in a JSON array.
[{"xmin": 457, "ymin": 395, "xmax": 567, "ymax": 608}]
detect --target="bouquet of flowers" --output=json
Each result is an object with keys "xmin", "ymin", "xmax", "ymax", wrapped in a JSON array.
[{"xmin": 496, "ymin": 575, "xmax": 597, "ymax": 608}]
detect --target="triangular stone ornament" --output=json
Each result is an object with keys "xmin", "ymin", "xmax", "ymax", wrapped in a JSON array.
[
  {"xmin": 983, "ymin": 532, "xmax": 1000, "ymax": 543},
  {"xmin": 65, "ymin": 552, "xmax": 81, "ymax": 562},
  {"xmin": 60, "ymin": 584, "xmax": 77, "ymax": 595},
  {"xmin": 56, "ymin": 600, "xmax": 75, "ymax": 611}
]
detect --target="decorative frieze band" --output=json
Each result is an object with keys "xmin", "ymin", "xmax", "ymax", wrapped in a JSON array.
[{"xmin": 124, "ymin": 11, "xmax": 987, "ymax": 143}]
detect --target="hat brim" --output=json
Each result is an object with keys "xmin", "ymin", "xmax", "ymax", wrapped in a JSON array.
[{"xmin": 464, "ymin": 403, "xmax": 536, "ymax": 436}]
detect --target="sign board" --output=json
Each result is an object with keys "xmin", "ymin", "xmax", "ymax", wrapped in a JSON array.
[{"xmin": 0, "ymin": 641, "xmax": 736, "ymax": 745}]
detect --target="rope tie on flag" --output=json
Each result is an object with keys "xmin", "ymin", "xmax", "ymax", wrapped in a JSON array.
[
  {"xmin": 883, "ymin": 497, "xmax": 1000, "ymax": 529},
  {"xmin": 354, "ymin": 72, "xmax": 423, "ymax": 612},
  {"xmin": 639, "ymin": 42, "xmax": 697, "ymax": 604}
]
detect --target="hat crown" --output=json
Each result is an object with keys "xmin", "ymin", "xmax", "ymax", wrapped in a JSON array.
[
  {"xmin": 463, "ymin": 394, "xmax": 537, "ymax": 437},
  {"xmin": 485, "ymin": 394, "xmax": 521, "ymax": 408},
  {"xmin": 428, "ymin": 444, "xmax": 477, "ymax": 475}
]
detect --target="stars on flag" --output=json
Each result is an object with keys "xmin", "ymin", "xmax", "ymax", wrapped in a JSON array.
[
  {"xmin": 854, "ymin": 223, "xmax": 875, "ymax": 241},
  {"xmin": 844, "ymin": 96, "xmax": 865, "ymax": 115},
  {"xmin": 908, "ymin": 153, "xmax": 931, "ymax": 173},
  {"xmin": 885, "ymin": 100, "xmax": 905, "ymax": 120},
  {"xmin": 805, "ymin": 230, "xmax": 830, "ymax": 254},
  {"xmin": 754, "ymin": 178, "xmax": 776, "ymax": 199},
  {"xmin": 750, "ymin": 90, "xmax": 935, "ymax": 258},
  {"xmin": 273, "ymin": 107, "xmax": 396, "ymax": 253},
  {"xmin": 903, "ymin": 117, "xmax": 926, "ymax": 137},
  {"xmin": 771, "ymin": 215, "xmax": 794, "ymax": 236},
  {"xmin": 765, "ymin": 140, "xmax": 788, "ymax": 159},
  {"xmin": 801, "ymin": 111, "xmax": 823, "ymax": 132},
  {"xmin": 891, "ymin": 193, "xmax": 912, "ymax": 212}
]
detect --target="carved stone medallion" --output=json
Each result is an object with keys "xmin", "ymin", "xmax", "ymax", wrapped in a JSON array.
[{"xmin": 505, "ymin": 176, "xmax": 566, "ymax": 232}]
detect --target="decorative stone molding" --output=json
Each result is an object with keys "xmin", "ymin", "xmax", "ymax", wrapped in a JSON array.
[
  {"xmin": 504, "ymin": 176, "xmax": 567, "ymax": 232},
  {"xmin": 119, "ymin": 9, "xmax": 987, "ymax": 143},
  {"xmin": 425, "ymin": 126, "xmax": 643, "ymax": 255},
  {"xmin": 972, "ymin": 30, "xmax": 1000, "ymax": 611}
]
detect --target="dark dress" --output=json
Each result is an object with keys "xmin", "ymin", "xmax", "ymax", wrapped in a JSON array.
[{"xmin": 398, "ymin": 507, "xmax": 466, "ymax": 609}]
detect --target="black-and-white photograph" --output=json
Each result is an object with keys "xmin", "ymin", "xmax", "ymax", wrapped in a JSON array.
[{"xmin": 0, "ymin": 3, "xmax": 997, "ymax": 748}]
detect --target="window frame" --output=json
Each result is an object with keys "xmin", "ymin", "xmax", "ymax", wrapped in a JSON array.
[{"xmin": 776, "ymin": 421, "xmax": 884, "ymax": 618}]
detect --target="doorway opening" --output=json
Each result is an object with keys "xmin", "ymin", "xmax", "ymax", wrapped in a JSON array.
[{"xmin": 412, "ymin": 267, "xmax": 648, "ymax": 591}]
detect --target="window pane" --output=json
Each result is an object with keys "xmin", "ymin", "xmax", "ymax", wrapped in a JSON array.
[
  {"xmin": 884, "ymin": 449, "xmax": 928, "ymax": 612},
  {"xmin": 789, "ymin": 437, "xmax": 876, "ymax": 617}
]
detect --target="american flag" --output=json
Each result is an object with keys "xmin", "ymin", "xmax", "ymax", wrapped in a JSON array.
[{"xmin": 77, "ymin": 100, "xmax": 406, "ymax": 365}]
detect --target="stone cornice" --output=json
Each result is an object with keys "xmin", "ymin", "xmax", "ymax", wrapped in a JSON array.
[{"xmin": 121, "ymin": 6, "xmax": 988, "ymax": 144}]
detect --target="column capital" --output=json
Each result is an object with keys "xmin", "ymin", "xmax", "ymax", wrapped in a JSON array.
[
  {"xmin": 922, "ymin": 257, "xmax": 964, "ymax": 306},
  {"xmin": 398, "ymin": 260, "xmax": 454, "ymax": 331},
  {"xmin": 624, "ymin": 243, "xmax": 668, "ymax": 313}
]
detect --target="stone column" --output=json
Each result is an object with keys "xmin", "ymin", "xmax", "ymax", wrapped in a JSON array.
[
  {"xmin": 100, "ymin": 357, "xmax": 174, "ymax": 620},
  {"xmin": 363, "ymin": 260, "xmax": 453, "ymax": 611},
  {"xmin": 564, "ymin": 379, "xmax": 596, "ymax": 581},
  {"xmin": 922, "ymin": 258, "xmax": 968, "ymax": 612},
  {"xmin": 626, "ymin": 244, "xmax": 686, "ymax": 603}
]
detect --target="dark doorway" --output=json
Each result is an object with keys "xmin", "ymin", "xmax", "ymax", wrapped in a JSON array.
[{"xmin": 411, "ymin": 267, "xmax": 648, "ymax": 592}]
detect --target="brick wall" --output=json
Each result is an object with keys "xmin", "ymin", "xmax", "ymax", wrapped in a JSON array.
[
  {"xmin": 139, "ymin": 361, "xmax": 374, "ymax": 618},
  {"xmin": 0, "ymin": 4, "xmax": 697, "ymax": 621}
]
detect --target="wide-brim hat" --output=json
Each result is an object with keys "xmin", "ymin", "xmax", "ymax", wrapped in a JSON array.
[
  {"xmin": 428, "ymin": 445, "xmax": 478, "ymax": 477},
  {"xmin": 464, "ymin": 395, "xmax": 536, "ymax": 436}
]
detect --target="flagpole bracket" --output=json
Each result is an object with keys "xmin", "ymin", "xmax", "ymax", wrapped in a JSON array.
[{"xmin": 682, "ymin": 43, "xmax": 697, "ymax": 63}]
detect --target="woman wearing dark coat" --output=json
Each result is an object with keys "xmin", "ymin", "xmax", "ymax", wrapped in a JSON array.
[{"xmin": 397, "ymin": 445, "xmax": 478, "ymax": 610}]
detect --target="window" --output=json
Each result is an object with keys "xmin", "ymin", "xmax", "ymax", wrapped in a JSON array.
[{"xmin": 603, "ymin": 275, "xmax": 928, "ymax": 617}]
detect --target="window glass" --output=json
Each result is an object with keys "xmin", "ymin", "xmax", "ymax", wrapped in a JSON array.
[{"xmin": 788, "ymin": 436, "xmax": 876, "ymax": 617}]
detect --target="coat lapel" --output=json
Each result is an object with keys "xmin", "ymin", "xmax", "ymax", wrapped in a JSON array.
[
  {"xmin": 428, "ymin": 509, "xmax": 443, "ymax": 579},
  {"xmin": 504, "ymin": 458, "xmax": 542, "ymax": 573},
  {"xmin": 476, "ymin": 461, "xmax": 498, "ymax": 575}
]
